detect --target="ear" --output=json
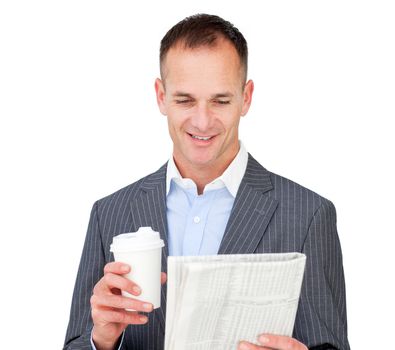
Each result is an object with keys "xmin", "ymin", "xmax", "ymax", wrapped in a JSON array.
[
  {"xmin": 241, "ymin": 79, "xmax": 254, "ymax": 116},
  {"xmin": 155, "ymin": 78, "xmax": 167, "ymax": 116}
]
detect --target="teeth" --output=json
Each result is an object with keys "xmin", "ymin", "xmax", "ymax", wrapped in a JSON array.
[{"xmin": 192, "ymin": 134, "xmax": 212, "ymax": 141}]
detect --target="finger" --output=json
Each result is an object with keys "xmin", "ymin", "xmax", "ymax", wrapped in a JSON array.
[
  {"xmin": 103, "ymin": 262, "xmax": 131, "ymax": 275},
  {"xmin": 161, "ymin": 272, "xmax": 167, "ymax": 285},
  {"xmin": 238, "ymin": 341, "xmax": 262, "ymax": 350},
  {"xmin": 91, "ymin": 294, "xmax": 153, "ymax": 313},
  {"xmin": 94, "ymin": 272, "xmax": 141, "ymax": 296},
  {"xmin": 92, "ymin": 307, "xmax": 149, "ymax": 325},
  {"xmin": 258, "ymin": 334, "xmax": 308, "ymax": 350}
]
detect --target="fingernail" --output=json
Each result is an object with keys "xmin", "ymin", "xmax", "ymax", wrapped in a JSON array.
[
  {"xmin": 133, "ymin": 286, "xmax": 141, "ymax": 294},
  {"xmin": 238, "ymin": 342, "xmax": 249, "ymax": 350},
  {"xmin": 140, "ymin": 315, "xmax": 148, "ymax": 323},
  {"xmin": 143, "ymin": 303, "xmax": 153, "ymax": 311},
  {"xmin": 258, "ymin": 335, "xmax": 269, "ymax": 343},
  {"xmin": 121, "ymin": 265, "xmax": 129, "ymax": 272}
]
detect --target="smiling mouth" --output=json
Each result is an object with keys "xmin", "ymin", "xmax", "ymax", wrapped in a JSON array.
[{"xmin": 188, "ymin": 133, "xmax": 215, "ymax": 141}]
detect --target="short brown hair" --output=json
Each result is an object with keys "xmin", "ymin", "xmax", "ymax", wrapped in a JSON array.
[{"xmin": 159, "ymin": 14, "xmax": 248, "ymax": 85}]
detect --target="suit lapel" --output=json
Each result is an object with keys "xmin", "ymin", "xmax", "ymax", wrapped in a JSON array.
[
  {"xmin": 218, "ymin": 153, "xmax": 279, "ymax": 255},
  {"xmin": 129, "ymin": 162, "xmax": 169, "ymax": 333}
]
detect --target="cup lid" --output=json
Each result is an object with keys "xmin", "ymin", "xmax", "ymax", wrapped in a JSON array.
[{"xmin": 110, "ymin": 227, "xmax": 165, "ymax": 253}]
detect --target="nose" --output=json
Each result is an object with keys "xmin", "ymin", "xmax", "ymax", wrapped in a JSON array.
[{"xmin": 190, "ymin": 102, "xmax": 211, "ymax": 132}]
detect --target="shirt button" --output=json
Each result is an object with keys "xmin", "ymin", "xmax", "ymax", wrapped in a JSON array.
[{"xmin": 193, "ymin": 216, "xmax": 200, "ymax": 224}]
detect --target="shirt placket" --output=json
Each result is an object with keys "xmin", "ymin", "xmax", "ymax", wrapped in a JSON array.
[{"xmin": 182, "ymin": 190, "xmax": 215, "ymax": 255}]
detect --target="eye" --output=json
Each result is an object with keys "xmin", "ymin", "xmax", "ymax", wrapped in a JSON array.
[
  {"xmin": 175, "ymin": 100, "xmax": 192, "ymax": 104},
  {"xmin": 215, "ymin": 100, "xmax": 230, "ymax": 105}
]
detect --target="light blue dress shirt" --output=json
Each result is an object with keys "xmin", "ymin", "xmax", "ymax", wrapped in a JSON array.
[
  {"xmin": 91, "ymin": 142, "xmax": 248, "ymax": 349},
  {"xmin": 165, "ymin": 141, "xmax": 248, "ymax": 256},
  {"xmin": 166, "ymin": 182, "xmax": 234, "ymax": 256}
]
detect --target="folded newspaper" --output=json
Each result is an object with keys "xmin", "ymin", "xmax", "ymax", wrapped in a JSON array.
[{"xmin": 165, "ymin": 253, "xmax": 306, "ymax": 350}]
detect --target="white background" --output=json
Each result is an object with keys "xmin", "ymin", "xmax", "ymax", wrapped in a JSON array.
[{"xmin": 1, "ymin": 1, "xmax": 394, "ymax": 349}]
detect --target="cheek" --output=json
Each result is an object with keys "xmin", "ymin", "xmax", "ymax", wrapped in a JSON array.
[
  {"xmin": 168, "ymin": 107, "xmax": 197, "ymax": 125},
  {"xmin": 218, "ymin": 110, "xmax": 241, "ymax": 129},
  {"xmin": 167, "ymin": 111, "xmax": 188, "ymax": 132}
]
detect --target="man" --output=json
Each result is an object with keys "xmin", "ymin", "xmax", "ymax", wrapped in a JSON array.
[{"xmin": 64, "ymin": 14, "xmax": 350, "ymax": 350}]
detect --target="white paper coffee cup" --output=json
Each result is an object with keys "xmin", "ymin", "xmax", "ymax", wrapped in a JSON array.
[{"xmin": 110, "ymin": 227, "xmax": 164, "ymax": 309}]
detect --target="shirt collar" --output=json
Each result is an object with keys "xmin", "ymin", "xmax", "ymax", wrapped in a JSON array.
[{"xmin": 166, "ymin": 140, "xmax": 248, "ymax": 198}]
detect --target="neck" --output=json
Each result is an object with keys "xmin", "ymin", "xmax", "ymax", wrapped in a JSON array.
[
  {"xmin": 173, "ymin": 146, "xmax": 239, "ymax": 195},
  {"xmin": 177, "ymin": 163, "xmax": 227, "ymax": 195}
]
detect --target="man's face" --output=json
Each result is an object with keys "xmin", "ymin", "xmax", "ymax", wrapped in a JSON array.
[{"xmin": 155, "ymin": 38, "xmax": 254, "ymax": 172}]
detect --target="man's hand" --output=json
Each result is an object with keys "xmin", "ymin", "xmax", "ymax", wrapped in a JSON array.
[
  {"xmin": 238, "ymin": 334, "xmax": 308, "ymax": 350},
  {"xmin": 90, "ymin": 262, "xmax": 167, "ymax": 350}
]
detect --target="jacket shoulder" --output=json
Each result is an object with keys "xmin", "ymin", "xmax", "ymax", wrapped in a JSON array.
[
  {"xmin": 268, "ymin": 169, "xmax": 334, "ymax": 210},
  {"xmin": 95, "ymin": 162, "xmax": 167, "ymax": 212}
]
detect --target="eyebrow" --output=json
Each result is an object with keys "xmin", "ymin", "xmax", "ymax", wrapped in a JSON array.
[{"xmin": 172, "ymin": 91, "xmax": 234, "ymax": 98}]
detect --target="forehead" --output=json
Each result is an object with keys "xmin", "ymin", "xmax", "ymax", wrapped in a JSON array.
[{"xmin": 162, "ymin": 39, "xmax": 243, "ymax": 92}]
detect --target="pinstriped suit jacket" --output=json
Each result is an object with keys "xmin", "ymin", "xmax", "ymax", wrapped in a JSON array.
[{"xmin": 64, "ymin": 154, "xmax": 350, "ymax": 350}]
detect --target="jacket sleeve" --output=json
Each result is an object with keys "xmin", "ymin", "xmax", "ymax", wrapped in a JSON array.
[
  {"xmin": 63, "ymin": 201, "xmax": 127, "ymax": 349},
  {"xmin": 293, "ymin": 199, "xmax": 351, "ymax": 350}
]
